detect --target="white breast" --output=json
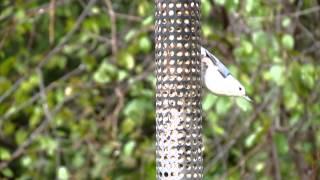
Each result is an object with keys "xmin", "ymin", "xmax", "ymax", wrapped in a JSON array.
[{"xmin": 204, "ymin": 66, "xmax": 237, "ymax": 96}]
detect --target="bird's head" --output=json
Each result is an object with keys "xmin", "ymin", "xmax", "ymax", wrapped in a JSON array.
[{"xmin": 228, "ymin": 77, "xmax": 252, "ymax": 101}]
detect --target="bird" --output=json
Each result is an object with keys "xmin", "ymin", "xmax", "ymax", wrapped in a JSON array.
[{"xmin": 200, "ymin": 46, "xmax": 252, "ymax": 102}]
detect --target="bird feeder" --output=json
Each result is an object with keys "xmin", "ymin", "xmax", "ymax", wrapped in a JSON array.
[{"xmin": 155, "ymin": 0, "xmax": 203, "ymax": 179}]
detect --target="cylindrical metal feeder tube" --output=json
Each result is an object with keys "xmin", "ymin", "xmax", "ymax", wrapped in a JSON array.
[{"xmin": 155, "ymin": 0, "xmax": 203, "ymax": 179}]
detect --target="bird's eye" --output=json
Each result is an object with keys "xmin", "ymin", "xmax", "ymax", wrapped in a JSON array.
[{"xmin": 239, "ymin": 87, "xmax": 242, "ymax": 91}]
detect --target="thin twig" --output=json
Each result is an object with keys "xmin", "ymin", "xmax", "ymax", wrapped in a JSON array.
[
  {"xmin": 87, "ymin": 33, "xmax": 112, "ymax": 45},
  {"xmin": 247, "ymin": 6, "xmax": 320, "ymax": 22},
  {"xmin": 289, "ymin": 5, "xmax": 320, "ymax": 17},
  {"xmin": 37, "ymin": 68, "xmax": 53, "ymax": 122},
  {"xmin": 225, "ymin": 140, "xmax": 267, "ymax": 176},
  {"xmin": 268, "ymin": 126, "xmax": 281, "ymax": 180},
  {"xmin": 108, "ymin": 87, "xmax": 125, "ymax": 138},
  {"xmin": 0, "ymin": 0, "xmax": 96, "ymax": 109},
  {"xmin": 114, "ymin": 12, "xmax": 142, "ymax": 22},
  {"xmin": 0, "ymin": 93, "xmax": 78, "ymax": 170},
  {"xmin": 104, "ymin": 0, "xmax": 117, "ymax": 56},
  {"xmin": 204, "ymin": 88, "xmax": 278, "ymax": 173},
  {"xmin": 0, "ymin": 78, "xmax": 26, "ymax": 104},
  {"xmin": 0, "ymin": 64, "xmax": 86, "ymax": 125},
  {"xmin": 0, "ymin": 26, "xmax": 11, "ymax": 50},
  {"xmin": 38, "ymin": 0, "xmax": 97, "ymax": 68},
  {"xmin": 0, "ymin": 0, "xmax": 72, "ymax": 23},
  {"xmin": 49, "ymin": 0, "xmax": 56, "ymax": 44}
]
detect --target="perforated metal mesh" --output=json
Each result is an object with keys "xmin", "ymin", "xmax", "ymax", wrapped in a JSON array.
[{"xmin": 155, "ymin": 0, "xmax": 203, "ymax": 179}]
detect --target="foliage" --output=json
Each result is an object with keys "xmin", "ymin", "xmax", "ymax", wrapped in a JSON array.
[{"xmin": 0, "ymin": 0, "xmax": 319, "ymax": 179}]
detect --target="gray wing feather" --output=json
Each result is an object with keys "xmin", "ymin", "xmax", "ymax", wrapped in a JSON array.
[{"xmin": 201, "ymin": 47, "xmax": 230, "ymax": 78}]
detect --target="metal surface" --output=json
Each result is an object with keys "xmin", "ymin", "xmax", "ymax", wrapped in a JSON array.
[{"xmin": 155, "ymin": 0, "xmax": 203, "ymax": 179}]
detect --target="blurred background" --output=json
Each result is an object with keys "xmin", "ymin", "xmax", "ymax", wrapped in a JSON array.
[{"xmin": 0, "ymin": 0, "xmax": 319, "ymax": 179}]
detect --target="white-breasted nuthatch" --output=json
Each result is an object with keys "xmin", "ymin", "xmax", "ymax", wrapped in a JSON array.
[{"xmin": 201, "ymin": 46, "xmax": 252, "ymax": 101}]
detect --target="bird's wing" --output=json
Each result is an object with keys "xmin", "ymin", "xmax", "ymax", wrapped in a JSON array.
[{"xmin": 201, "ymin": 47, "xmax": 230, "ymax": 78}]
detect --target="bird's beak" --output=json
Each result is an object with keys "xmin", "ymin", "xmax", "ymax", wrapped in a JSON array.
[{"xmin": 243, "ymin": 95, "xmax": 252, "ymax": 102}]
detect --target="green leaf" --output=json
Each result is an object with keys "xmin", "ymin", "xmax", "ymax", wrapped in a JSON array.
[
  {"xmin": 83, "ymin": 18, "xmax": 100, "ymax": 33},
  {"xmin": 47, "ymin": 55, "xmax": 67, "ymax": 69},
  {"xmin": 284, "ymin": 87, "xmax": 299, "ymax": 110},
  {"xmin": 236, "ymin": 97, "xmax": 252, "ymax": 111},
  {"xmin": 245, "ymin": 133, "xmax": 256, "ymax": 147},
  {"xmin": 252, "ymin": 31, "xmax": 269, "ymax": 47},
  {"xmin": 242, "ymin": 40, "xmax": 253, "ymax": 54},
  {"xmin": 264, "ymin": 65, "xmax": 285, "ymax": 86},
  {"xmin": 301, "ymin": 64, "xmax": 315, "ymax": 89},
  {"xmin": 275, "ymin": 134, "xmax": 289, "ymax": 154},
  {"xmin": 139, "ymin": 36, "xmax": 152, "ymax": 53},
  {"xmin": 30, "ymin": 107, "xmax": 43, "ymax": 128},
  {"xmin": 281, "ymin": 34, "xmax": 294, "ymax": 49},
  {"xmin": 138, "ymin": 2, "xmax": 150, "ymax": 16},
  {"xmin": 207, "ymin": 111, "xmax": 218, "ymax": 124},
  {"xmin": 282, "ymin": 17, "xmax": 291, "ymax": 28},
  {"xmin": 272, "ymin": 56, "xmax": 282, "ymax": 63},
  {"xmin": 125, "ymin": 29, "xmax": 137, "ymax": 42},
  {"xmin": 15, "ymin": 129, "xmax": 28, "ymax": 145},
  {"xmin": 215, "ymin": 0, "xmax": 226, "ymax": 6},
  {"xmin": 39, "ymin": 136, "xmax": 58, "ymax": 156},
  {"xmin": 255, "ymin": 162, "xmax": 265, "ymax": 172},
  {"xmin": 2, "ymin": 122, "xmax": 15, "ymax": 136},
  {"xmin": 201, "ymin": 0, "xmax": 212, "ymax": 17},
  {"xmin": 205, "ymin": 113, "xmax": 223, "ymax": 137},
  {"xmin": 147, "ymin": 75, "xmax": 156, "ymax": 88},
  {"xmin": 57, "ymin": 166, "xmax": 69, "ymax": 180},
  {"xmin": 212, "ymin": 123, "xmax": 225, "ymax": 135},
  {"xmin": 0, "ymin": 147, "xmax": 11, "ymax": 160},
  {"xmin": 142, "ymin": 16, "xmax": 154, "ymax": 26},
  {"xmin": 0, "ymin": 78, "xmax": 10, "ymax": 94},
  {"xmin": 93, "ymin": 61, "xmax": 117, "ymax": 84},
  {"xmin": 270, "ymin": 65, "xmax": 285, "ymax": 85},
  {"xmin": 245, "ymin": 0, "xmax": 255, "ymax": 13},
  {"xmin": 21, "ymin": 156, "xmax": 32, "ymax": 167},
  {"xmin": 202, "ymin": 24, "xmax": 212, "ymax": 38},
  {"xmin": 202, "ymin": 93, "xmax": 217, "ymax": 111},
  {"xmin": 2, "ymin": 168, "xmax": 13, "ymax": 178},
  {"xmin": 124, "ymin": 98, "xmax": 151, "ymax": 121},
  {"xmin": 15, "ymin": 9, "xmax": 26, "ymax": 22},
  {"xmin": 225, "ymin": 0, "xmax": 239, "ymax": 11},
  {"xmin": 91, "ymin": 7, "xmax": 100, "ymax": 14},
  {"xmin": 245, "ymin": 126, "xmax": 262, "ymax": 147},
  {"xmin": 20, "ymin": 73, "xmax": 39, "ymax": 92},
  {"xmin": 119, "ymin": 52, "xmax": 135, "ymax": 70},
  {"xmin": 72, "ymin": 152, "xmax": 85, "ymax": 168},
  {"xmin": 268, "ymin": 36, "xmax": 280, "ymax": 57},
  {"xmin": 215, "ymin": 98, "xmax": 232, "ymax": 115},
  {"xmin": 121, "ymin": 118, "xmax": 136, "ymax": 134},
  {"xmin": 124, "ymin": 141, "xmax": 136, "ymax": 156},
  {"xmin": 117, "ymin": 70, "xmax": 129, "ymax": 81}
]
